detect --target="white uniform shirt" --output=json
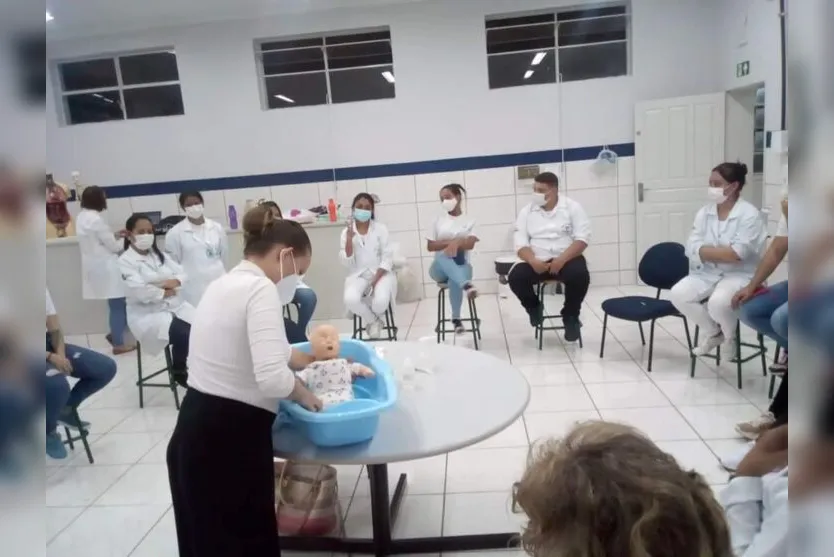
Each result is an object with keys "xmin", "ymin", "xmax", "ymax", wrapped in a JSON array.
[
  {"xmin": 513, "ymin": 197, "xmax": 592, "ymax": 260},
  {"xmin": 46, "ymin": 288, "xmax": 55, "ymax": 317},
  {"xmin": 339, "ymin": 221, "xmax": 394, "ymax": 278},
  {"xmin": 686, "ymin": 199, "xmax": 768, "ymax": 280},
  {"xmin": 775, "ymin": 214, "xmax": 788, "ymax": 238},
  {"xmin": 164, "ymin": 217, "xmax": 228, "ymax": 307},
  {"xmin": 721, "ymin": 469, "xmax": 788, "ymax": 557},
  {"xmin": 427, "ymin": 213, "xmax": 476, "ymax": 262},
  {"xmin": 296, "ymin": 358, "xmax": 365, "ymax": 406},
  {"xmin": 187, "ymin": 260, "xmax": 296, "ymax": 413},
  {"xmin": 75, "ymin": 209, "xmax": 125, "ymax": 300},
  {"xmin": 119, "ymin": 247, "xmax": 195, "ymax": 356}
]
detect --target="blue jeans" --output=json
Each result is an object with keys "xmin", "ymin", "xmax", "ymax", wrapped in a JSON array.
[
  {"xmin": 792, "ymin": 284, "xmax": 834, "ymax": 359},
  {"xmin": 107, "ymin": 297, "xmax": 128, "ymax": 346},
  {"xmin": 43, "ymin": 342, "xmax": 117, "ymax": 434},
  {"xmin": 738, "ymin": 281, "xmax": 789, "ymax": 348},
  {"xmin": 429, "ymin": 254, "xmax": 473, "ymax": 320},
  {"xmin": 291, "ymin": 288, "xmax": 317, "ymax": 334}
]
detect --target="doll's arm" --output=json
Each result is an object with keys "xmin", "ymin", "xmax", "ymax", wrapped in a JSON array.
[{"xmin": 348, "ymin": 362, "xmax": 375, "ymax": 378}]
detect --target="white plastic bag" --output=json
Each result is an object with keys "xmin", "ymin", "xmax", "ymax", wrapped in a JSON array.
[
  {"xmin": 395, "ymin": 263, "xmax": 422, "ymax": 303},
  {"xmin": 284, "ymin": 209, "xmax": 317, "ymax": 224}
]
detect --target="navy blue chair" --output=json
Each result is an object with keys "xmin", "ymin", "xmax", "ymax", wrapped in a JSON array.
[{"xmin": 600, "ymin": 242, "xmax": 693, "ymax": 371}]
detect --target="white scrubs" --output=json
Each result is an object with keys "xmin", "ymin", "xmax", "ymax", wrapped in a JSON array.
[
  {"xmin": 339, "ymin": 220, "xmax": 396, "ymax": 323},
  {"xmin": 164, "ymin": 217, "xmax": 228, "ymax": 307},
  {"xmin": 669, "ymin": 199, "xmax": 767, "ymax": 340}
]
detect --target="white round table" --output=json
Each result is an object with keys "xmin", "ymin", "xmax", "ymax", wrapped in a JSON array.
[{"xmin": 273, "ymin": 341, "xmax": 530, "ymax": 556}]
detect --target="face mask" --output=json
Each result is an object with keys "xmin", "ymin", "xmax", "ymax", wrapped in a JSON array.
[
  {"xmin": 276, "ymin": 248, "xmax": 300, "ymax": 303},
  {"xmin": 133, "ymin": 233, "xmax": 154, "ymax": 251},
  {"xmin": 707, "ymin": 187, "xmax": 728, "ymax": 204},
  {"xmin": 184, "ymin": 204, "xmax": 204, "ymax": 219},
  {"xmin": 531, "ymin": 192, "xmax": 547, "ymax": 207},
  {"xmin": 441, "ymin": 198, "xmax": 457, "ymax": 213},
  {"xmin": 353, "ymin": 208, "xmax": 372, "ymax": 223}
]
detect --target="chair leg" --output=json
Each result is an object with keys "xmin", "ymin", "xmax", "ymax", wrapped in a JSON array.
[
  {"xmin": 690, "ymin": 326, "xmax": 699, "ymax": 378},
  {"xmin": 768, "ymin": 375, "xmax": 776, "ymax": 399},
  {"xmin": 599, "ymin": 314, "xmax": 608, "ymax": 358},
  {"xmin": 73, "ymin": 407, "xmax": 94, "ymax": 464},
  {"xmin": 468, "ymin": 298, "xmax": 480, "ymax": 350},
  {"xmin": 758, "ymin": 334, "xmax": 767, "ymax": 377},
  {"xmin": 638, "ymin": 322, "xmax": 646, "ymax": 346},
  {"xmin": 64, "ymin": 427, "xmax": 74, "ymax": 450},
  {"xmin": 682, "ymin": 318, "xmax": 693, "ymax": 351},
  {"xmin": 647, "ymin": 319, "xmax": 657, "ymax": 372},
  {"xmin": 136, "ymin": 343, "xmax": 144, "ymax": 409},
  {"xmin": 773, "ymin": 345, "xmax": 781, "ymax": 364},
  {"xmin": 736, "ymin": 334, "xmax": 743, "ymax": 390}
]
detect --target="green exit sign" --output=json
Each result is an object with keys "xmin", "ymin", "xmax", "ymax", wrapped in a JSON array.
[{"xmin": 736, "ymin": 60, "xmax": 750, "ymax": 78}]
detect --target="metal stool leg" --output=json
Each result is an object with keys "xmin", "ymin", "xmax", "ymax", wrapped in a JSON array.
[
  {"xmin": 136, "ymin": 342, "xmax": 144, "ymax": 408},
  {"xmin": 468, "ymin": 297, "xmax": 480, "ymax": 350}
]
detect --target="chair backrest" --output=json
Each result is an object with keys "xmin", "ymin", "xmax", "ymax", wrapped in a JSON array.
[{"xmin": 638, "ymin": 242, "xmax": 688, "ymax": 291}]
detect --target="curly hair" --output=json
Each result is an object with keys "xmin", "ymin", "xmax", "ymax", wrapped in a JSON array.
[{"xmin": 512, "ymin": 421, "xmax": 732, "ymax": 557}]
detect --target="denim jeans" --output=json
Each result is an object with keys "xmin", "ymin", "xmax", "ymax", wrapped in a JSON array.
[
  {"xmin": 291, "ymin": 288, "xmax": 317, "ymax": 335},
  {"xmin": 429, "ymin": 254, "xmax": 473, "ymax": 320},
  {"xmin": 42, "ymin": 342, "xmax": 117, "ymax": 434},
  {"xmin": 738, "ymin": 280, "xmax": 789, "ymax": 348},
  {"xmin": 107, "ymin": 297, "xmax": 128, "ymax": 346},
  {"xmin": 792, "ymin": 284, "xmax": 834, "ymax": 359}
]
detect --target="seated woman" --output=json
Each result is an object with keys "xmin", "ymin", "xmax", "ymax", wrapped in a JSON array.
[
  {"xmin": 261, "ymin": 201, "xmax": 317, "ymax": 342},
  {"xmin": 669, "ymin": 162, "xmax": 767, "ymax": 358},
  {"xmin": 340, "ymin": 193, "xmax": 395, "ymax": 338},
  {"xmin": 513, "ymin": 420, "xmax": 732, "ymax": 556},
  {"xmin": 119, "ymin": 214, "xmax": 195, "ymax": 387},
  {"xmin": 426, "ymin": 183, "xmax": 479, "ymax": 334}
]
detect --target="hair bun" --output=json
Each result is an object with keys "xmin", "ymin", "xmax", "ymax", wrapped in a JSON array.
[
  {"xmin": 736, "ymin": 162, "xmax": 748, "ymax": 177},
  {"xmin": 241, "ymin": 204, "xmax": 273, "ymax": 242}
]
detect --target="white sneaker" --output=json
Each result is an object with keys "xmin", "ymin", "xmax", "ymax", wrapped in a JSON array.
[
  {"xmin": 735, "ymin": 412, "xmax": 776, "ymax": 440},
  {"xmin": 366, "ymin": 319, "xmax": 382, "ymax": 339},
  {"xmin": 463, "ymin": 283, "xmax": 478, "ymax": 300},
  {"xmin": 720, "ymin": 441, "xmax": 755, "ymax": 472},
  {"xmin": 691, "ymin": 331, "xmax": 725, "ymax": 356},
  {"xmin": 724, "ymin": 337, "xmax": 740, "ymax": 362}
]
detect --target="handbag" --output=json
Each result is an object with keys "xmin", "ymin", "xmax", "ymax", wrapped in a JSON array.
[{"xmin": 274, "ymin": 460, "xmax": 343, "ymax": 537}]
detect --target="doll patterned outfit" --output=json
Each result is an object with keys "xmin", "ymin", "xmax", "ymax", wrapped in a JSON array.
[{"xmin": 297, "ymin": 359, "xmax": 366, "ymax": 406}]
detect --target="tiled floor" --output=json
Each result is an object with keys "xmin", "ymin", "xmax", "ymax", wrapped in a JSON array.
[{"xmin": 45, "ymin": 285, "xmax": 775, "ymax": 557}]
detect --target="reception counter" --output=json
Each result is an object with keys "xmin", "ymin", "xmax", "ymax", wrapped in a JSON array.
[{"xmin": 46, "ymin": 220, "xmax": 350, "ymax": 335}]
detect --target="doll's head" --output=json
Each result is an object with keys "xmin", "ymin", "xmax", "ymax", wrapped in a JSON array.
[{"xmin": 309, "ymin": 324, "xmax": 341, "ymax": 360}]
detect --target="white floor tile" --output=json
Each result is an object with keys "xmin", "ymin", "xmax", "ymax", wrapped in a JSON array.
[
  {"xmin": 354, "ymin": 456, "xmax": 446, "ymax": 497},
  {"xmin": 46, "ymin": 465, "xmax": 130, "ymax": 507},
  {"xmin": 72, "ymin": 408, "xmax": 139, "ymax": 435},
  {"xmin": 508, "ymin": 346, "xmax": 572, "ymax": 366},
  {"xmin": 517, "ymin": 363, "xmax": 582, "ymax": 386},
  {"xmin": 655, "ymin": 440, "xmax": 730, "ymax": 485},
  {"xmin": 67, "ymin": 431, "xmax": 169, "ymax": 466},
  {"xmin": 572, "ymin": 359, "xmax": 649, "ymax": 383},
  {"xmin": 585, "ymin": 381, "xmax": 670, "ymax": 409},
  {"xmin": 523, "ymin": 409, "xmax": 602, "ymax": 444},
  {"xmin": 446, "ymin": 448, "xmax": 527, "ymax": 493},
  {"xmin": 47, "ymin": 504, "xmax": 169, "ymax": 557},
  {"xmin": 676, "ymin": 404, "xmax": 762, "ymax": 440},
  {"xmin": 110, "ymin": 407, "xmax": 179, "ymax": 434},
  {"xmin": 46, "ymin": 506, "xmax": 85, "ymax": 542},
  {"xmin": 653, "ymin": 379, "xmax": 750, "ymax": 406},
  {"xmin": 138, "ymin": 434, "xmax": 173, "ymax": 464},
  {"xmin": 346, "ymin": 494, "xmax": 443, "ymax": 539},
  {"xmin": 128, "ymin": 507, "xmax": 177, "ymax": 557},
  {"xmin": 96, "ymin": 464, "xmax": 172, "ymax": 506},
  {"xmin": 466, "ymin": 418, "xmax": 529, "ymax": 450},
  {"xmin": 598, "ymin": 407, "xmax": 699, "ymax": 441},
  {"xmin": 443, "ymin": 491, "xmax": 525, "ymax": 536},
  {"xmin": 526, "ymin": 385, "xmax": 595, "ymax": 413}
]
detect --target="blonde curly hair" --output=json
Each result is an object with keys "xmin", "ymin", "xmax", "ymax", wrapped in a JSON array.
[{"xmin": 512, "ymin": 421, "xmax": 731, "ymax": 557}]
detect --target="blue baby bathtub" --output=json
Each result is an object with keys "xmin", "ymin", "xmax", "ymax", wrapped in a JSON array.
[{"xmin": 278, "ymin": 339, "xmax": 397, "ymax": 447}]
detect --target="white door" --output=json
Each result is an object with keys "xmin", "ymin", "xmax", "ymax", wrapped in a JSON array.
[{"xmin": 634, "ymin": 93, "xmax": 726, "ymax": 269}]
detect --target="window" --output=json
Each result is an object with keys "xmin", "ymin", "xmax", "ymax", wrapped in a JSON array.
[
  {"xmin": 256, "ymin": 29, "xmax": 395, "ymax": 109},
  {"xmin": 753, "ymin": 86, "xmax": 765, "ymax": 174},
  {"xmin": 485, "ymin": 5, "xmax": 629, "ymax": 89},
  {"xmin": 55, "ymin": 50, "xmax": 184, "ymax": 125}
]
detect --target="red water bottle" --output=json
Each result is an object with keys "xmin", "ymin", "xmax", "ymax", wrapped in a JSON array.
[{"xmin": 327, "ymin": 198, "xmax": 337, "ymax": 222}]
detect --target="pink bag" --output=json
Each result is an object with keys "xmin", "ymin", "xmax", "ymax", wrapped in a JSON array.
[{"xmin": 274, "ymin": 461, "xmax": 343, "ymax": 537}]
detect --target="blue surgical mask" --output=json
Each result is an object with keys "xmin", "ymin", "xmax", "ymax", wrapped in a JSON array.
[{"xmin": 353, "ymin": 208, "xmax": 373, "ymax": 222}]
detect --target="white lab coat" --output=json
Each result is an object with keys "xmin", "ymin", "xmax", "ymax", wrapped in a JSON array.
[
  {"xmin": 685, "ymin": 199, "xmax": 768, "ymax": 283},
  {"xmin": 721, "ymin": 469, "xmax": 788, "ymax": 557},
  {"xmin": 339, "ymin": 221, "xmax": 397, "ymax": 321},
  {"xmin": 119, "ymin": 247, "xmax": 196, "ymax": 356},
  {"xmin": 514, "ymin": 197, "xmax": 592, "ymax": 261},
  {"xmin": 75, "ymin": 209, "xmax": 125, "ymax": 300},
  {"xmin": 164, "ymin": 217, "xmax": 228, "ymax": 307}
]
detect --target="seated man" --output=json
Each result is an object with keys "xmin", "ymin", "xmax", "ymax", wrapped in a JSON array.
[
  {"xmin": 508, "ymin": 172, "xmax": 591, "ymax": 341},
  {"xmin": 45, "ymin": 288, "xmax": 117, "ymax": 459}
]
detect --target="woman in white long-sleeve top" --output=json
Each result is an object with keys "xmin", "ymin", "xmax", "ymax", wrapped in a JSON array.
[
  {"xmin": 340, "ymin": 193, "xmax": 396, "ymax": 338},
  {"xmin": 164, "ymin": 191, "xmax": 228, "ymax": 307},
  {"xmin": 119, "ymin": 213, "xmax": 195, "ymax": 386},
  {"xmin": 166, "ymin": 207, "xmax": 321, "ymax": 557},
  {"xmin": 669, "ymin": 162, "xmax": 767, "ymax": 357},
  {"xmin": 75, "ymin": 186, "xmax": 135, "ymax": 354}
]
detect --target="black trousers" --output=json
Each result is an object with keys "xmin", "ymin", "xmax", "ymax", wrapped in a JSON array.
[
  {"xmin": 770, "ymin": 374, "xmax": 788, "ymax": 426},
  {"xmin": 167, "ymin": 389, "xmax": 280, "ymax": 557},
  {"xmin": 168, "ymin": 317, "xmax": 191, "ymax": 385},
  {"xmin": 507, "ymin": 256, "xmax": 591, "ymax": 318}
]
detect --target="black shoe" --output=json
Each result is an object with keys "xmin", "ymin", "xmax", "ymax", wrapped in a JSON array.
[
  {"xmin": 527, "ymin": 304, "xmax": 544, "ymax": 327},
  {"xmin": 563, "ymin": 316, "xmax": 582, "ymax": 342},
  {"xmin": 171, "ymin": 369, "xmax": 188, "ymax": 388},
  {"xmin": 451, "ymin": 319, "xmax": 465, "ymax": 334}
]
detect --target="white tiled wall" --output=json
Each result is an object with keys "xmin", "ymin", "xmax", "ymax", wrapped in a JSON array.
[{"xmin": 68, "ymin": 157, "xmax": 639, "ymax": 297}]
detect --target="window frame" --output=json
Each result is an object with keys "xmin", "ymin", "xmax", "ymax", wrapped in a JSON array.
[
  {"xmin": 51, "ymin": 47, "xmax": 183, "ymax": 126},
  {"xmin": 485, "ymin": 4, "xmax": 631, "ymax": 89},
  {"xmin": 254, "ymin": 27, "xmax": 395, "ymax": 110}
]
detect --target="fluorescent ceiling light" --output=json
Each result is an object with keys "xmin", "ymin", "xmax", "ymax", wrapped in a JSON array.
[
  {"xmin": 531, "ymin": 52, "xmax": 546, "ymax": 65},
  {"xmin": 523, "ymin": 70, "xmax": 534, "ymax": 80},
  {"xmin": 274, "ymin": 94, "xmax": 295, "ymax": 103},
  {"xmin": 381, "ymin": 71, "xmax": 395, "ymax": 83},
  {"xmin": 92, "ymin": 93, "xmax": 114, "ymax": 104},
  {"xmin": 46, "ymin": 11, "xmax": 54, "ymax": 22}
]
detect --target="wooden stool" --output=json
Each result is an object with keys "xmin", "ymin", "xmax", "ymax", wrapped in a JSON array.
[
  {"xmin": 535, "ymin": 280, "xmax": 582, "ymax": 350},
  {"xmin": 136, "ymin": 342, "xmax": 181, "ymax": 410},
  {"xmin": 690, "ymin": 321, "xmax": 768, "ymax": 389},
  {"xmin": 352, "ymin": 303, "xmax": 398, "ymax": 341},
  {"xmin": 435, "ymin": 282, "xmax": 481, "ymax": 350},
  {"xmin": 62, "ymin": 406, "xmax": 94, "ymax": 464}
]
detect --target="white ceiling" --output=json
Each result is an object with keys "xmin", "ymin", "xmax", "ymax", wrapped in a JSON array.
[{"xmin": 46, "ymin": 0, "xmax": 429, "ymax": 41}]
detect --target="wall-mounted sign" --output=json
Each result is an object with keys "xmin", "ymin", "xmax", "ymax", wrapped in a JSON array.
[
  {"xmin": 736, "ymin": 60, "xmax": 750, "ymax": 78},
  {"xmin": 517, "ymin": 165, "xmax": 540, "ymax": 180}
]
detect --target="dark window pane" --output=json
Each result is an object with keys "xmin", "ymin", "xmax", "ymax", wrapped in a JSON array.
[
  {"xmin": 754, "ymin": 106, "xmax": 765, "ymax": 128},
  {"xmin": 753, "ymin": 153, "xmax": 764, "ymax": 173},
  {"xmin": 327, "ymin": 41, "xmax": 392, "ymax": 69},
  {"xmin": 487, "ymin": 50, "xmax": 556, "ymax": 89},
  {"xmin": 754, "ymin": 130, "xmax": 765, "ymax": 151},
  {"xmin": 486, "ymin": 13, "xmax": 554, "ymax": 29},
  {"xmin": 559, "ymin": 42, "xmax": 627, "ymax": 82},
  {"xmin": 119, "ymin": 52, "xmax": 179, "ymax": 85},
  {"xmin": 326, "ymin": 31, "xmax": 390, "ymax": 45},
  {"xmin": 124, "ymin": 85, "xmax": 184, "ymax": 119},
  {"xmin": 262, "ymin": 47, "xmax": 325, "ymax": 75},
  {"xmin": 330, "ymin": 65, "xmax": 395, "ymax": 104},
  {"xmin": 558, "ymin": 5, "xmax": 627, "ymax": 21},
  {"xmin": 65, "ymin": 90, "xmax": 123, "ymax": 124},
  {"xmin": 15, "ymin": 34, "xmax": 46, "ymax": 104},
  {"xmin": 264, "ymin": 73, "xmax": 328, "ymax": 109},
  {"xmin": 260, "ymin": 37, "xmax": 323, "ymax": 51},
  {"xmin": 59, "ymin": 58, "xmax": 117, "ymax": 91},
  {"xmin": 558, "ymin": 15, "xmax": 627, "ymax": 46},
  {"xmin": 487, "ymin": 24, "xmax": 555, "ymax": 54}
]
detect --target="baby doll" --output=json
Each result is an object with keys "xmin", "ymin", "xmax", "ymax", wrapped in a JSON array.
[{"xmin": 296, "ymin": 324, "xmax": 374, "ymax": 407}]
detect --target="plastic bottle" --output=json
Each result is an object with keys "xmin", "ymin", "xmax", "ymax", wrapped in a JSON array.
[
  {"xmin": 327, "ymin": 198, "xmax": 337, "ymax": 222},
  {"xmin": 228, "ymin": 205, "xmax": 238, "ymax": 230}
]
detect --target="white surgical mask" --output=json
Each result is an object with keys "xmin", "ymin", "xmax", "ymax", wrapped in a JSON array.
[
  {"xmin": 133, "ymin": 233, "xmax": 154, "ymax": 251},
  {"xmin": 276, "ymin": 248, "xmax": 300, "ymax": 304},
  {"xmin": 441, "ymin": 198, "xmax": 457, "ymax": 213},
  {"xmin": 531, "ymin": 192, "xmax": 547, "ymax": 207},
  {"xmin": 706, "ymin": 187, "xmax": 728, "ymax": 204},
  {"xmin": 185, "ymin": 204, "xmax": 204, "ymax": 219}
]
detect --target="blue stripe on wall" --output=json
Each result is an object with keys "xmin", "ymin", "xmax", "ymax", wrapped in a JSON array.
[{"xmin": 104, "ymin": 142, "xmax": 635, "ymax": 199}]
